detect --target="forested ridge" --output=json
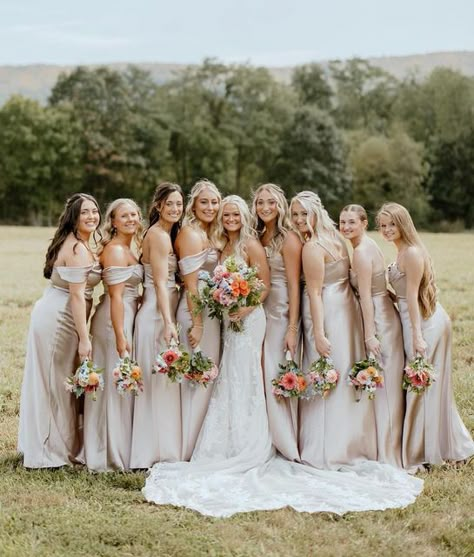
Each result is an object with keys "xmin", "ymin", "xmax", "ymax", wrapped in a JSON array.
[{"xmin": 0, "ymin": 58, "xmax": 473, "ymax": 228}]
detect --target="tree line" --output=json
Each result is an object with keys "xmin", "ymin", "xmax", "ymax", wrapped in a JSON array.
[{"xmin": 0, "ymin": 58, "xmax": 473, "ymax": 228}]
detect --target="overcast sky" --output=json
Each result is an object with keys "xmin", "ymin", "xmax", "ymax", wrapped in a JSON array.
[{"xmin": 1, "ymin": 0, "xmax": 473, "ymax": 66}]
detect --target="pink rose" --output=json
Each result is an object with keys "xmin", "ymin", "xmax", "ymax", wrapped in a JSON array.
[
  {"xmin": 356, "ymin": 370, "xmax": 369, "ymax": 385},
  {"xmin": 326, "ymin": 369, "xmax": 339, "ymax": 383},
  {"xmin": 280, "ymin": 372, "xmax": 297, "ymax": 391}
]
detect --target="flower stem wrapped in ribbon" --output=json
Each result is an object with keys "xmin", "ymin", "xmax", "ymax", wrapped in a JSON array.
[
  {"xmin": 152, "ymin": 339, "xmax": 191, "ymax": 383},
  {"xmin": 113, "ymin": 352, "xmax": 144, "ymax": 396},
  {"xmin": 272, "ymin": 351, "xmax": 311, "ymax": 400},
  {"xmin": 307, "ymin": 356, "xmax": 339, "ymax": 398},
  {"xmin": 196, "ymin": 255, "xmax": 264, "ymax": 333},
  {"xmin": 347, "ymin": 356, "xmax": 384, "ymax": 401},
  {"xmin": 403, "ymin": 355, "xmax": 435, "ymax": 394},
  {"xmin": 64, "ymin": 359, "xmax": 104, "ymax": 401},
  {"xmin": 184, "ymin": 346, "xmax": 219, "ymax": 387}
]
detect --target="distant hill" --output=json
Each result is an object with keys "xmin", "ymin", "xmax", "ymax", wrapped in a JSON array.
[{"xmin": 1, "ymin": 51, "xmax": 474, "ymax": 106}]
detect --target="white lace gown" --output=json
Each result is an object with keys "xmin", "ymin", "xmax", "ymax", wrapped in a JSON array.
[{"xmin": 143, "ymin": 305, "xmax": 424, "ymax": 517}]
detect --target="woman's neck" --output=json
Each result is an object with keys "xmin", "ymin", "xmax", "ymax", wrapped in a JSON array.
[
  {"xmin": 156, "ymin": 219, "xmax": 172, "ymax": 234},
  {"xmin": 350, "ymin": 232, "xmax": 365, "ymax": 248},
  {"xmin": 114, "ymin": 232, "xmax": 133, "ymax": 248}
]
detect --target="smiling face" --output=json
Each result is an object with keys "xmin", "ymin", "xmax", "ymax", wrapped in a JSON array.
[
  {"xmin": 339, "ymin": 210, "xmax": 366, "ymax": 241},
  {"xmin": 112, "ymin": 202, "xmax": 140, "ymax": 236},
  {"xmin": 377, "ymin": 213, "xmax": 401, "ymax": 243},
  {"xmin": 159, "ymin": 191, "xmax": 183, "ymax": 225},
  {"xmin": 255, "ymin": 189, "xmax": 279, "ymax": 225},
  {"xmin": 193, "ymin": 187, "xmax": 220, "ymax": 224},
  {"xmin": 291, "ymin": 200, "xmax": 315, "ymax": 236},
  {"xmin": 222, "ymin": 203, "xmax": 242, "ymax": 233},
  {"xmin": 77, "ymin": 199, "xmax": 100, "ymax": 236}
]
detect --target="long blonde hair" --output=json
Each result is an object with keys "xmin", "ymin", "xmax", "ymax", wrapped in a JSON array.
[
  {"xmin": 290, "ymin": 191, "xmax": 340, "ymax": 252},
  {"xmin": 251, "ymin": 183, "xmax": 292, "ymax": 256},
  {"xmin": 99, "ymin": 198, "xmax": 144, "ymax": 255},
  {"xmin": 217, "ymin": 195, "xmax": 256, "ymax": 259},
  {"xmin": 183, "ymin": 178, "xmax": 221, "ymax": 247},
  {"xmin": 377, "ymin": 202, "xmax": 437, "ymax": 318}
]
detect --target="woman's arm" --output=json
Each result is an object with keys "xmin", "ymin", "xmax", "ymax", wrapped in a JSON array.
[
  {"xmin": 282, "ymin": 231, "xmax": 302, "ymax": 358},
  {"xmin": 302, "ymin": 243, "xmax": 331, "ymax": 358},
  {"xmin": 64, "ymin": 242, "xmax": 93, "ymax": 360},
  {"xmin": 403, "ymin": 246, "xmax": 427, "ymax": 356},
  {"xmin": 148, "ymin": 228, "xmax": 177, "ymax": 344},
  {"xmin": 102, "ymin": 245, "xmax": 130, "ymax": 357},
  {"xmin": 177, "ymin": 227, "xmax": 205, "ymax": 349},
  {"xmin": 353, "ymin": 247, "xmax": 381, "ymax": 357}
]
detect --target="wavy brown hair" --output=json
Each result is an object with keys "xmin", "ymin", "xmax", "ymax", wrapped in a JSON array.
[
  {"xmin": 43, "ymin": 193, "xmax": 101, "ymax": 279},
  {"xmin": 146, "ymin": 182, "xmax": 184, "ymax": 245},
  {"xmin": 376, "ymin": 202, "xmax": 437, "ymax": 319}
]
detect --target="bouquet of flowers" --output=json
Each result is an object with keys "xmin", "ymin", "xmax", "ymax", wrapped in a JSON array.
[
  {"xmin": 184, "ymin": 349, "xmax": 219, "ymax": 387},
  {"xmin": 272, "ymin": 352, "xmax": 311, "ymax": 400},
  {"xmin": 64, "ymin": 359, "xmax": 104, "ymax": 401},
  {"xmin": 347, "ymin": 357, "xmax": 384, "ymax": 401},
  {"xmin": 152, "ymin": 340, "xmax": 191, "ymax": 383},
  {"xmin": 113, "ymin": 353, "xmax": 144, "ymax": 396},
  {"xmin": 307, "ymin": 357, "xmax": 339, "ymax": 398},
  {"xmin": 197, "ymin": 255, "xmax": 264, "ymax": 332},
  {"xmin": 402, "ymin": 355, "xmax": 435, "ymax": 394}
]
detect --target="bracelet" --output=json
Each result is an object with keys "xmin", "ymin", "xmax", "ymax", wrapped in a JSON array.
[
  {"xmin": 287, "ymin": 324, "xmax": 298, "ymax": 333},
  {"xmin": 365, "ymin": 336, "xmax": 376, "ymax": 343},
  {"xmin": 192, "ymin": 324, "xmax": 204, "ymax": 329}
]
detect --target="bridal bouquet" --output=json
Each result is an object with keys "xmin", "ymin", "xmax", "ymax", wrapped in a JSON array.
[
  {"xmin": 64, "ymin": 359, "xmax": 104, "ymax": 401},
  {"xmin": 197, "ymin": 255, "xmax": 264, "ymax": 332},
  {"xmin": 272, "ymin": 352, "xmax": 311, "ymax": 400},
  {"xmin": 307, "ymin": 356, "xmax": 339, "ymax": 399},
  {"xmin": 184, "ymin": 349, "xmax": 219, "ymax": 387},
  {"xmin": 152, "ymin": 340, "xmax": 191, "ymax": 383},
  {"xmin": 403, "ymin": 355, "xmax": 435, "ymax": 394},
  {"xmin": 347, "ymin": 357, "xmax": 384, "ymax": 401},
  {"xmin": 113, "ymin": 354, "xmax": 144, "ymax": 396}
]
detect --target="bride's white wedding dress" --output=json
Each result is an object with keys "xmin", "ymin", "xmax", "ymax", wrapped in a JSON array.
[{"xmin": 143, "ymin": 305, "xmax": 423, "ymax": 517}]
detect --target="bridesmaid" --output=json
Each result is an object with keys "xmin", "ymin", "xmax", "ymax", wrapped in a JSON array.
[
  {"xmin": 339, "ymin": 204, "xmax": 404, "ymax": 467},
  {"xmin": 18, "ymin": 193, "xmax": 102, "ymax": 468},
  {"xmin": 130, "ymin": 183, "xmax": 184, "ymax": 468},
  {"xmin": 175, "ymin": 179, "xmax": 222, "ymax": 460},
  {"xmin": 251, "ymin": 183, "xmax": 302, "ymax": 461},
  {"xmin": 377, "ymin": 202, "xmax": 474, "ymax": 470},
  {"xmin": 291, "ymin": 191, "xmax": 377, "ymax": 470},
  {"xmin": 84, "ymin": 198, "xmax": 144, "ymax": 472}
]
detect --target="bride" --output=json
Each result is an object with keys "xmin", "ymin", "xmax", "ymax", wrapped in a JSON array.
[{"xmin": 143, "ymin": 195, "xmax": 423, "ymax": 517}]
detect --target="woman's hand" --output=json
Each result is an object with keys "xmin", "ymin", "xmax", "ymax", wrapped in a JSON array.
[
  {"xmin": 365, "ymin": 336, "xmax": 382, "ymax": 358},
  {"xmin": 116, "ymin": 335, "xmax": 131, "ymax": 359},
  {"xmin": 164, "ymin": 322, "xmax": 178, "ymax": 345},
  {"xmin": 284, "ymin": 328, "xmax": 298, "ymax": 359},
  {"xmin": 413, "ymin": 334, "xmax": 427, "ymax": 357},
  {"xmin": 315, "ymin": 334, "xmax": 331, "ymax": 358},
  {"xmin": 188, "ymin": 324, "xmax": 203, "ymax": 349},
  {"xmin": 229, "ymin": 306, "xmax": 253, "ymax": 324},
  {"xmin": 78, "ymin": 337, "xmax": 92, "ymax": 361}
]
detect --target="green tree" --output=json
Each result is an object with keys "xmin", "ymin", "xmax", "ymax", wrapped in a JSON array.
[
  {"xmin": 0, "ymin": 96, "xmax": 83, "ymax": 224},
  {"xmin": 291, "ymin": 63, "xmax": 333, "ymax": 110},
  {"xmin": 271, "ymin": 106, "xmax": 351, "ymax": 212}
]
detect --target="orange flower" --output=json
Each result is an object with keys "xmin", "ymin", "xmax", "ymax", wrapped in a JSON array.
[
  {"xmin": 297, "ymin": 375, "xmax": 307, "ymax": 392},
  {"xmin": 131, "ymin": 366, "xmax": 142, "ymax": 380},
  {"xmin": 366, "ymin": 366, "xmax": 377, "ymax": 377},
  {"xmin": 231, "ymin": 281, "xmax": 240, "ymax": 295},
  {"xmin": 239, "ymin": 280, "xmax": 250, "ymax": 296},
  {"xmin": 88, "ymin": 372, "xmax": 100, "ymax": 386}
]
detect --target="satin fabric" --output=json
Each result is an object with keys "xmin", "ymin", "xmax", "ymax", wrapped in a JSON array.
[
  {"xmin": 350, "ymin": 269, "xmax": 404, "ymax": 467},
  {"xmin": 84, "ymin": 265, "xmax": 143, "ymax": 471},
  {"xmin": 176, "ymin": 248, "xmax": 221, "ymax": 460},
  {"xmin": 18, "ymin": 264, "xmax": 101, "ymax": 468},
  {"xmin": 263, "ymin": 251, "xmax": 300, "ymax": 461},
  {"xmin": 389, "ymin": 263, "xmax": 474, "ymax": 470},
  {"xmin": 130, "ymin": 257, "xmax": 181, "ymax": 467},
  {"xmin": 299, "ymin": 254, "xmax": 378, "ymax": 470}
]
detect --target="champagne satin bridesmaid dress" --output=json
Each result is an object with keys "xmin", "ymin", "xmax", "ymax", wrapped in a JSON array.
[
  {"xmin": 18, "ymin": 263, "xmax": 101, "ymax": 468},
  {"xmin": 130, "ymin": 256, "xmax": 181, "ymax": 467},
  {"xmin": 389, "ymin": 263, "xmax": 474, "ymax": 470},
  {"xmin": 83, "ymin": 264, "xmax": 143, "ymax": 471}
]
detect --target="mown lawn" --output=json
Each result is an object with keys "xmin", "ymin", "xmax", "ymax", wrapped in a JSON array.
[{"xmin": 0, "ymin": 226, "xmax": 473, "ymax": 557}]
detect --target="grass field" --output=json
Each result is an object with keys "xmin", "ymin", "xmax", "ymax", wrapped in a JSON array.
[{"xmin": 0, "ymin": 226, "xmax": 473, "ymax": 557}]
